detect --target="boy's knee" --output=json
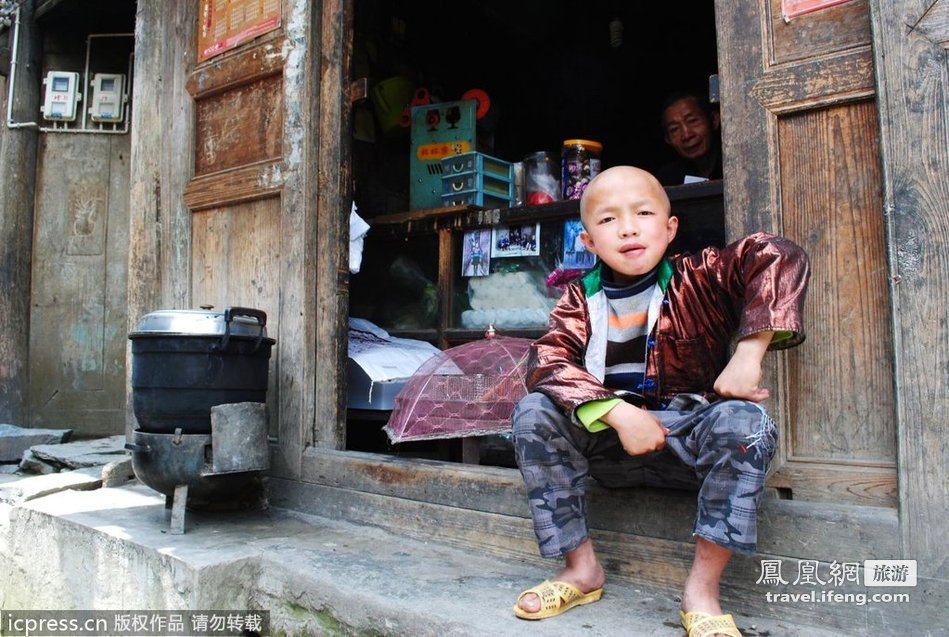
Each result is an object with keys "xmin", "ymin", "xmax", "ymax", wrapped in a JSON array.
[
  {"xmin": 512, "ymin": 392, "xmax": 558, "ymax": 438},
  {"xmin": 715, "ymin": 399, "xmax": 777, "ymax": 457}
]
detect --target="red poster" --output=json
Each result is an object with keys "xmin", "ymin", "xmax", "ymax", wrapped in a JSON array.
[
  {"xmin": 782, "ymin": 0, "xmax": 852, "ymax": 20},
  {"xmin": 198, "ymin": 0, "xmax": 281, "ymax": 62}
]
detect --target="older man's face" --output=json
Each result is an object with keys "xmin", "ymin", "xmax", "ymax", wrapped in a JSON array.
[{"xmin": 663, "ymin": 97, "xmax": 717, "ymax": 161}]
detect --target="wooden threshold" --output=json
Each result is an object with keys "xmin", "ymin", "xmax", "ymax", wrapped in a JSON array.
[{"xmin": 275, "ymin": 447, "xmax": 898, "ymax": 563}]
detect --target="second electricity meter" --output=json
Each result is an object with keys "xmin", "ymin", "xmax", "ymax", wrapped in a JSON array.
[{"xmin": 89, "ymin": 73, "xmax": 127, "ymax": 123}]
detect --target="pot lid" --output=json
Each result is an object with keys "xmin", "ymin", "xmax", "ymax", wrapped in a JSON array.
[{"xmin": 131, "ymin": 307, "xmax": 268, "ymax": 337}]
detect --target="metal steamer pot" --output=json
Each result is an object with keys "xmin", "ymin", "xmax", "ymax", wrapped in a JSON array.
[{"xmin": 128, "ymin": 307, "xmax": 275, "ymax": 434}]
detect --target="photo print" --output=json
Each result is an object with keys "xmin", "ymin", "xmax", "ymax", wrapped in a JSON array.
[
  {"xmin": 462, "ymin": 228, "xmax": 492, "ymax": 277},
  {"xmin": 563, "ymin": 219, "xmax": 596, "ymax": 269},
  {"xmin": 491, "ymin": 223, "xmax": 541, "ymax": 258}
]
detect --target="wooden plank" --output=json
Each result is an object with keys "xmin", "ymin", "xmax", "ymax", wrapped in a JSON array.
[
  {"xmin": 869, "ymin": 0, "xmax": 949, "ymax": 579},
  {"xmin": 770, "ymin": 463, "xmax": 896, "ymax": 507},
  {"xmin": 265, "ymin": 0, "xmax": 315, "ymax": 480},
  {"xmin": 188, "ymin": 35, "xmax": 287, "ymax": 99},
  {"xmin": 127, "ymin": 0, "xmax": 198, "ymax": 435},
  {"xmin": 299, "ymin": 447, "xmax": 530, "ymax": 515},
  {"xmin": 190, "ymin": 198, "xmax": 281, "ymax": 314},
  {"xmin": 715, "ymin": 1, "xmax": 778, "ymax": 235},
  {"xmin": 183, "ymin": 159, "xmax": 284, "ymax": 210},
  {"xmin": 769, "ymin": 0, "xmax": 871, "ymax": 65},
  {"xmin": 751, "ymin": 46, "xmax": 875, "ymax": 114},
  {"xmin": 193, "ymin": 73, "xmax": 284, "ymax": 175},
  {"xmin": 777, "ymin": 102, "xmax": 896, "ymax": 470},
  {"xmin": 297, "ymin": 448, "xmax": 899, "ymax": 561},
  {"xmin": 0, "ymin": 0, "xmax": 41, "ymax": 424},
  {"xmin": 162, "ymin": 3, "xmax": 198, "ymax": 312}
]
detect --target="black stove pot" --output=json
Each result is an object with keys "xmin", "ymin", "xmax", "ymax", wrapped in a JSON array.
[
  {"xmin": 126, "ymin": 429, "xmax": 258, "ymax": 505},
  {"xmin": 129, "ymin": 307, "xmax": 275, "ymax": 434}
]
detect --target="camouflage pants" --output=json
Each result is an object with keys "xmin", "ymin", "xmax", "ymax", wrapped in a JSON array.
[{"xmin": 512, "ymin": 392, "xmax": 777, "ymax": 557}]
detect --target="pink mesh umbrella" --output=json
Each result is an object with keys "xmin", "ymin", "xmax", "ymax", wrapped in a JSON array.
[{"xmin": 383, "ymin": 335, "xmax": 533, "ymax": 442}]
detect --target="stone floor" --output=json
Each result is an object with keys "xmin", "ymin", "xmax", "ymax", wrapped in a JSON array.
[{"xmin": 0, "ymin": 471, "xmax": 857, "ymax": 637}]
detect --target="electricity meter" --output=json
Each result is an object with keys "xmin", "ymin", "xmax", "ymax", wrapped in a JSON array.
[
  {"xmin": 41, "ymin": 71, "xmax": 81, "ymax": 121},
  {"xmin": 89, "ymin": 73, "xmax": 126, "ymax": 123}
]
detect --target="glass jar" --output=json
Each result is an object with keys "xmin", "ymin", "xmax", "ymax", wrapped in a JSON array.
[{"xmin": 561, "ymin": 139, "xmax": 602, "ymax": 200}]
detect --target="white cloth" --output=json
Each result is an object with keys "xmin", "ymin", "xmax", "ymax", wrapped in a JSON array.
[{"xmin": 349, "ymin": 203, "xmax": 371, "ymax": 273}]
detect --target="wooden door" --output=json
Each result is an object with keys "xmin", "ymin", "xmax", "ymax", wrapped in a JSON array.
[
  {"xmin": 29, "ymin": 135, "xmax": 130, "ymax": 436},
  {"xmin": 715, "ymin": 0, "xmax": 896, "ymax": 507},
  {"xmin": 129, "ymin": 1, "xmax": 336, "ymax": 477},
  {"xmin": 182, "ymin": 43, "xmax": 285, "ymax": 440}
]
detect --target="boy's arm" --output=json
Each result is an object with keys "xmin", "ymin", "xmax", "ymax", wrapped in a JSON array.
[
  {"xmin": 725, "ymin": 232, "xmax": 810, "ymax": 349},
  {"xmin": 714, "ymin": 330, "xmax": 774, "ymax": 402}
]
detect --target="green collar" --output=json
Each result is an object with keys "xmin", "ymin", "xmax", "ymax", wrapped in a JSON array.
[{"xmin": 583, "ymin": 258, "xmax": 674, "ymax": 296}]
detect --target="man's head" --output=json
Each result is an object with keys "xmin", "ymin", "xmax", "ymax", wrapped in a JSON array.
[
  {"xmin": 579, "ymin": 166, "xmax": 677, "ymax": 284},
  {"xmin": 661, "ymin": 93, "xmax": 720, "ymax": 162}
]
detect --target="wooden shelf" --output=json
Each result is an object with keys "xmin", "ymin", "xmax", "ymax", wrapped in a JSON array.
[
  {"xmin": 367, "ymin": 180, "xmax": 723, "ymax": 238},
  {"xmin": 358, "ymin": 180, "xmax": 725, "ymax": 349}
]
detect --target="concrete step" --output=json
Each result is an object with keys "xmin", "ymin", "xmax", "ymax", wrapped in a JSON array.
[{"xmin": 0, "ymin": 482, "xmax": 851, "ymax": 637}]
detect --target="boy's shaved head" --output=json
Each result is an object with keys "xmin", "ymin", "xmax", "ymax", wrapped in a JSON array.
[{"xmin": 580, "ymin": 166, "xmax": 671, "ymax": 228}]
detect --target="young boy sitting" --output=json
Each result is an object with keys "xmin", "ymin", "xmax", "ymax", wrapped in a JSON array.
[{"xmin": 511, "ymin": 166, "xmax": 809, "ymax": 637}]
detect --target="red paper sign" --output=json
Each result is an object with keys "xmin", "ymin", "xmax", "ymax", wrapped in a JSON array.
[
  {"xmin": 782, "ymin": 0, "xmax": 852, "ymax": 20},
  {"xmin": 198, "ymin": 0, "xmax": 281, "ymax": 62}
]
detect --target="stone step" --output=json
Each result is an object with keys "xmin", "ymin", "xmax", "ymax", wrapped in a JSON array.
[
  {"xmin": 0, "ymin": 423, "xmax": 72, "ymax": 463},
  {"xmin": 0, "ymin": 483, "xmax": 852, "ymax": 637}
]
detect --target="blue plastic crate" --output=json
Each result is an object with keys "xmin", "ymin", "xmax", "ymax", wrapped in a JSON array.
[
  {"xmin": 441, "ymin": 151, "xmax": 513, "ymax": 182},
  {"xmin": 441, "ymin": 171, "xmax": 514, "ymax": 199},
  {"xmin": 441, "ymin": 188, "xmax": 513, "ymax": 209}
]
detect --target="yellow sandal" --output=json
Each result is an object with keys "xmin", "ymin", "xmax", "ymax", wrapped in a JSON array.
[
  {"xmin": 680, "ymin": 610, "xmax": 743, "ymax": 637},
  {"xmin": 512, "ymin": 579, "xmax": 603, "ymax": 620}
]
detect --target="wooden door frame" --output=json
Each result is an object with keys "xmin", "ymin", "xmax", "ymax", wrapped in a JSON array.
[
  {"xmin": 311, "ymin": 0, "xmax": 355, "ymax": 453},
  {"xmin": 0, "ymin": 0, "xmax": 42, "ymax": 425},
  {"xmin": 868, "ymin": 0, "xmax": 949, "ymax": 581}
]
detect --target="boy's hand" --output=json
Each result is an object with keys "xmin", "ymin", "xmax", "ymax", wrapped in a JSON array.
[
  {"xmin": 601, "ymin": 401, "xmax": 669, "ymax": 456},
  {"xmin": 714, "ymin": 331, "xmax": 774, "ymax": 402}
]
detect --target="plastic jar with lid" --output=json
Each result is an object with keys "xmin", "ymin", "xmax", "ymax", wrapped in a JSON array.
[{"xmin": 561, "ymin": 139, "xmax": 602, "ymax": 200}]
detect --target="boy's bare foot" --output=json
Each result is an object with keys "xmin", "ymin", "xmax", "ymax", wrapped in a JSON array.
[
  {"xmin": 516, "ymin": 539, "xmax": 605, "ymax": 614},
  {"xmin": 679, "ymin": 537, "xmax": 738, "ymax": 636}
]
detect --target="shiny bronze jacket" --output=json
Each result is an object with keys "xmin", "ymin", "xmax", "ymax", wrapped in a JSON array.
[{"xmin": 528, "ymin": 232, "xmax": 810, "ymax": 417}]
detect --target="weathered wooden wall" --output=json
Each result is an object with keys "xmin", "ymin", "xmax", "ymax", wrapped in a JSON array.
[
  {"xmin": 126, "ymin": 0, "xmax": 195, "ymax": 436},
  {"xmin": 29, "ymin": 133, "xmax": 130, "ymax": 435},
  {"xmin": 0, "ymin": 2, "xmax": 41, "ymax": 426},
  {"xmin": 869, "ymin": 0, "xmax": 949, "ymax": 582}
]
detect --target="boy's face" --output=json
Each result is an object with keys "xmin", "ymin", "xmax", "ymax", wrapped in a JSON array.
[{"xmin": 579, "ymin": 167, "xmax": 677, "ymax": 284}]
